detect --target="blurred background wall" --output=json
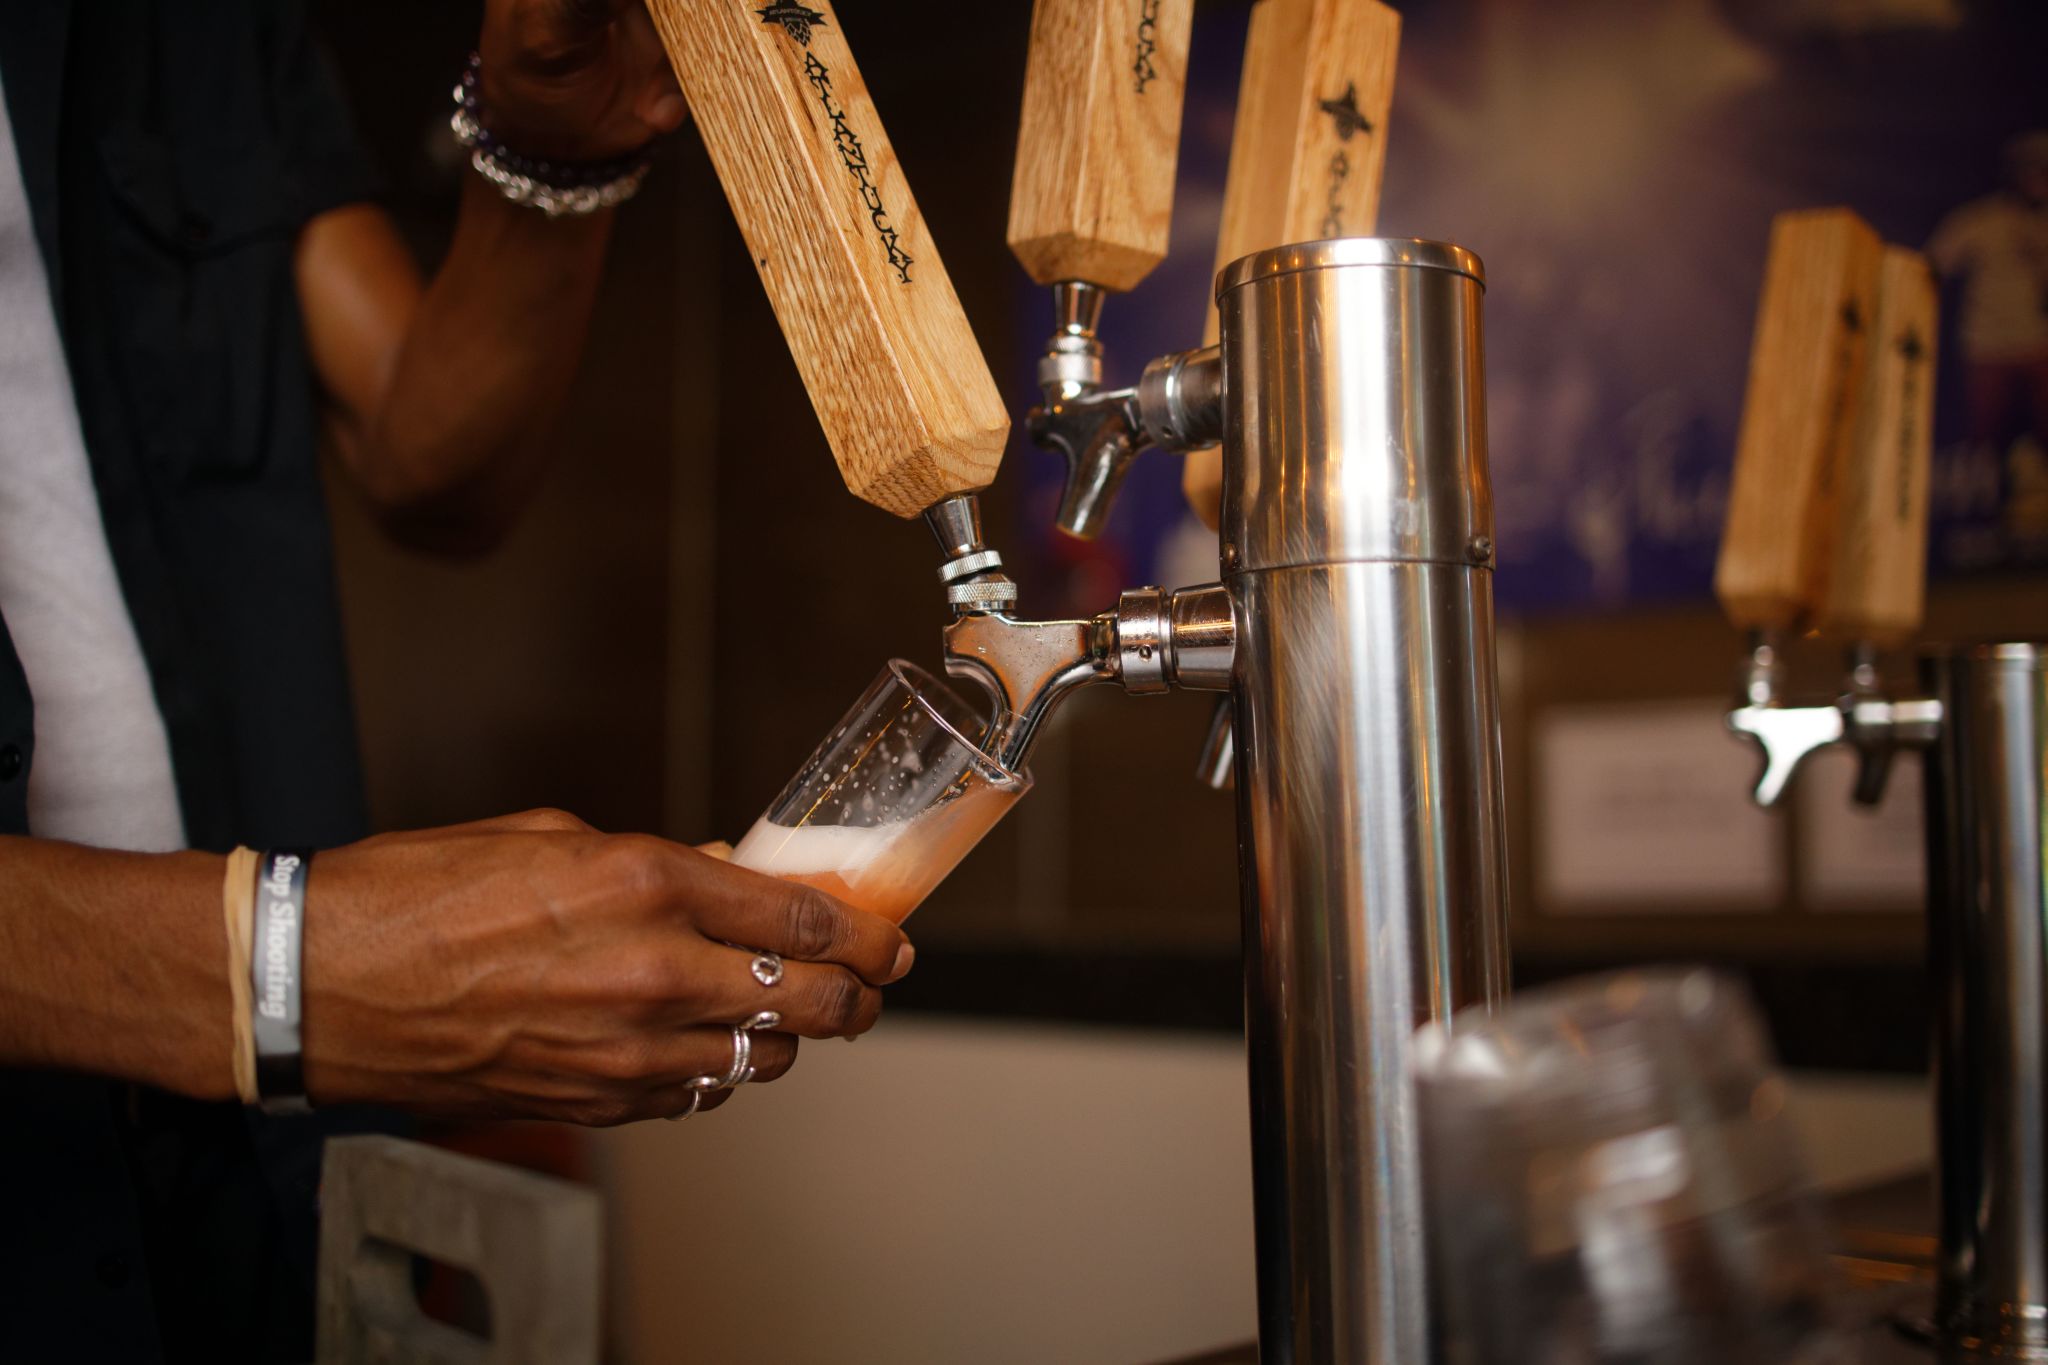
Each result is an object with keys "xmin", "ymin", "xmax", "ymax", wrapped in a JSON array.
[{"xmin": 313, "ymin": 1, "xmax": 2047, "ymax": 1360}]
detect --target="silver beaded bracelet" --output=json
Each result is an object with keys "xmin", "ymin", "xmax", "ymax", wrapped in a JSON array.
[{"xmin": 450, "ymin": 53, "xmax": 655, "ymax": 218}]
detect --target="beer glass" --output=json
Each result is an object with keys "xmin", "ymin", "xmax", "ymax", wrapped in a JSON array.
[
  {"xmin": 1416, "ymin": 968, "xmax": 1851, "ymax": 1365},
  {"xmin": 730, "ymin": 659, "xmax": 1029, "ymax": 924}
]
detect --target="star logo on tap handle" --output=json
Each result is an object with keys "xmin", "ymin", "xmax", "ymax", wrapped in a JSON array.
[
  {"xmin": 757, "ymin": 2, "xmax": 828, "ymax": 45},
  {"xmin": 1319, "ymin": 83, "xmax": 1374, "ymax": 142}
]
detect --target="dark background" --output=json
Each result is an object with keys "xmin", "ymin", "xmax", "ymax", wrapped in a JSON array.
[{"xmin": 312, "ymin": 0, "xmax": 2048, "ymax": 1073}]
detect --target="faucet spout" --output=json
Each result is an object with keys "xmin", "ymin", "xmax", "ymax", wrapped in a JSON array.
[
  {"xmin": 938, "ymin": 583, "xmax": 1238, "ymax": 772},
  {"xmin": 1028, "ymin": 389, "xmax": 1143, "ymax": 540},
  {"xmin": 942, "ymin": 612, "xmax": 1116, "ymax": 770},
  {"xmin": 1026, "ymin": 330, "xmax": 1226, "ymax": 540}
]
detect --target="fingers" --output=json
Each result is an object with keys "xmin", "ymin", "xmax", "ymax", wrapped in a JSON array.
[
  {"xmin": 670, "ymin": 945, "xmax": 883, "ymax": 1040},
  {"xmin": 761, "ymin": 960, "xmax": 883, "ymax": 1040},
  {"xmin": 624, "ymin": 7, "xmax": 688, "ymax": 133},
  {"xmin": 685, "ymin": 858, "xmax": 914, "ymax": 988},
  {"xmin": 648, "ymin": 1026, "xmax": 798, "ymax": 1089},
  {"xmin": 569, "ymin": 1029, "xmax": 801, "ymax": 1126},
  {"xmin": 640, "ymin": 85, "xmax": 687, "ymax": 136}
]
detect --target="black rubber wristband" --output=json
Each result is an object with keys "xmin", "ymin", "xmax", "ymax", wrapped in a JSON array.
[{"xmin": 250, "ymin": 848, "xmax": 314, "ymax": 1115}]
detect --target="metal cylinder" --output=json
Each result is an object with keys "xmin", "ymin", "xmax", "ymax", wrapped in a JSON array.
[
  {"xmin": 1216, "ymin": 238, "xmax": 1511, "ymax": 1365},
  {"xmin": 1924, "ymin": 643, "xmax": 2048, "ymax": 1357}
]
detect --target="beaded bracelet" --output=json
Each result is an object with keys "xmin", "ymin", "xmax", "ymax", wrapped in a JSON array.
[{"xmin": 452, "ymin": 52, "xmax": 656, "ymax": 217}]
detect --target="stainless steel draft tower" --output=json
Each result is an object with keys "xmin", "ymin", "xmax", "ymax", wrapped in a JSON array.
[
  {"xmin": 931, "ymin": 238, "xmax": 1512, "ymax": 1362},
  {"xmin": 1222, "ymin": 240, "xmax": 1511, "ymax": 1364}
]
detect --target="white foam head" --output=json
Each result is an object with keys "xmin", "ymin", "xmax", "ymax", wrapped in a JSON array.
[{"xmin": 730, "ymin": 818, "xmax": 900, "ymax": 878}]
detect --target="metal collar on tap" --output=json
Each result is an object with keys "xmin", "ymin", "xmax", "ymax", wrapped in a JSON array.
[
  {"xmin": 1214, "ymin": 236, "xmax": 1485, "ymax": 297},
  {"xmin": 924, "ymin": 494, "xmax": 1019, "ymax": 614},
  {"xmin": 1216, "ymin": 237, "xmax": 1492, "ymax": 578}
]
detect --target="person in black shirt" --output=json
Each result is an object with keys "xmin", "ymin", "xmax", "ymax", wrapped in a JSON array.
[{"xmin": 0, "ymin": 3, "xmax": 915, "ymax": 1360}]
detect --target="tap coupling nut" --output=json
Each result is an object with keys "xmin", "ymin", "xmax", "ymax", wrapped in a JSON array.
[
  {"xmin": 1116, "ymin": 587, "xmax": 1173, "ymax": 694},
  {"xmin": 938, "ymin": 550, "xmax": 1004, "ymax": 583},
  {"xmin": 1113, "ymin": 583, "xmax": 1236, "ymax": 695},
  {"xmin": 1136, "ymin": 346, "xmax": 1224, "ymax": 452},
  {"xmin": 1038, "ymin": 333, "xmax": 1103, "ymax": 395},
  {"xmin": 947, "ymin": 578, "xmax": 1020, "ymax": 612}
]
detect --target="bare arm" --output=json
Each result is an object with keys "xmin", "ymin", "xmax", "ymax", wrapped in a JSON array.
[
  {"xmin": 0, "ymin": 815, "xmax": 914, "ymax": 1123},
  {"xmin": 0, "ymin": 839, "xmax": 233, "ymax": 1098},
  {"xmin": 297, "ymin": 189, "xmax": 617, "ymax": 551},
  {"xmin": 298, "ymin": 0, "xmax": 684, "ymax": 553}
]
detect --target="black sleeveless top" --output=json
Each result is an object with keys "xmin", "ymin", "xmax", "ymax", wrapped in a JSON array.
[{"xmin": 0, "ymin": 4, "xmax": 387, "ymax": 1358}]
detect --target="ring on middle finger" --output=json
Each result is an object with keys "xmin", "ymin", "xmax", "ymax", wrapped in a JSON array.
[{"xmin": 687, "ymin": 1024, "xmax": 753, "ymax": 1094}]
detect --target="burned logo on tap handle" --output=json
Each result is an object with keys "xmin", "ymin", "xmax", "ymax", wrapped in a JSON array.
[
  {"xmin": 1317, "ymin": 83, "xmax": 1374, "ymax": 238},
  {"xmin": 757, "ymin": 2, "xmax": 827, "ymax": 45},
  {"xmin": 754, "ymin": 2, "xmax": 915, "ymax": 284},
  {"xmin": 1133, "ymin": 0, "xmax": 1162, "ymax": 94}
]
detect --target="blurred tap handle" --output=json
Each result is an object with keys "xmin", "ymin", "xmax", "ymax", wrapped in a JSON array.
[
  {"xmin": 1714, "ymin": 208, "xmax": 1885, "ymax": 634},
  {"xmin": 644, "ymin": 1, "xmax": 1008, "ymax": 518},
  {"xmin": 1183, "ymin": 0, "xmax": 1402, "ymax": 530},
  {"xmin": 1812, "ymin": 247, "xmax": 1940, "ymax": 646},
  {"xmin": 1007, "ymin": 0, "xmax": 1194, "ymax": 292}
]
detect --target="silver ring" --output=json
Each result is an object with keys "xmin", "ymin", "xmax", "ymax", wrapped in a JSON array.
[
  {"xmin": 743, "ymin": 1010, "xmax": 782, "ymax": 1031},
  {"xmin": 687, "ymin": 1025, "xmax": 753, "ymax": 1093},
  {"xmin": 750, "ymin": 952, "xmax": 784, "ymax": 987},
  {"xmin": 663, "ymin": 1090, "xmax": 702, "ymax": 1122}
]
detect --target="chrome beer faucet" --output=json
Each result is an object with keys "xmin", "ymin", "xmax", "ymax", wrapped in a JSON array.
[
  {"xmin": 1023, "ymin": 281, "xmax": 1225, "ymax": 540},
  {"xmin": 922, "ymin": 481, "xmax": 1235, "ymax": 773}
]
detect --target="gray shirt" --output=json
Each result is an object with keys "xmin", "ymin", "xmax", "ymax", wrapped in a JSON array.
[{"xmin": 0, "ymin": 72, "xmax": 184, "ymax": 851}]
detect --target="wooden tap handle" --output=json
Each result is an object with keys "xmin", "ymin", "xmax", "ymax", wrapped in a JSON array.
[
  {"xmin": 646, "ymin": 1, "xmax": 1008, "ymax": 518},
  {"xmin": 1182, "ymin": 0, "xmax": 1401, "ymax": 529},
  {"xmin": 1813, "ymin": 247, "xmax": 1940, "ymax": 645},
  {"xmin": 1006, "ymin": 0, "xmax": 1194, "ymax": 292},
  {"xmin": 1714, "ymin": 208, "xmax": 1884, "ymax": 633}
]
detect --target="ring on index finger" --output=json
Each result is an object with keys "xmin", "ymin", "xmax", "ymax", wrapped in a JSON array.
[{"xmin": 750, "ymin": 951, "xmax": 784, "ymax": 987}]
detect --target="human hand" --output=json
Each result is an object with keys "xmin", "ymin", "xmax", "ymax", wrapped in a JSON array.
[
  {"xmin": 475, "ymin": 0, "xmax": 687, "ymax": 162},
  {"xmin": 299, "ymin": 810, "xmax": 912, "ymax": 1124}
]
